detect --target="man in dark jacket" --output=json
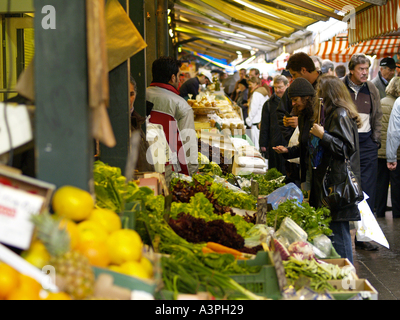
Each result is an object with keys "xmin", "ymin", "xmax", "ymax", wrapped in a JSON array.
[
  {"xmin": 342, "ymin": 53, "xmax": 383, "ymax": 251},
  {"xmin": 276, "ymin": 52, "xmax": 321, "ymax": 187},
  {"xmin": 179, "ymin": 69, "xmax": 213, "ymax": 100},
  {"xmin": 259, "ymin": 74, "xmax": 289, "ymax": 174},
  {"xmin": 371, "ymin": 57, "xmax": 396, "ymax": 99}
]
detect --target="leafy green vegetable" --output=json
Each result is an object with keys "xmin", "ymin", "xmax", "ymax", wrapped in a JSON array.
[
  {"xmin": 160, "ymin": 247, "xmax": 264, "ymax": 300},
  {"xmin": 283, "ymin": 257, "xmax": 351, "ymax": 292},
  {"xmin": 170, "ymin": 192, "xmax": 253, "ymax": 237},
  {"xmin": 209, "ymin": 182, "xmax": 257, "ymax": 210},
  {"xmin": 266, "ymin": 200, "xmax": 332, "ymax": 241},
  {"xmin": 241, "ymin": 168, "xmax": 285, "ymax": 196}
]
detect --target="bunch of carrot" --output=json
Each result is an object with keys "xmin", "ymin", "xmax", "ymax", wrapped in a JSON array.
[{"xmin": 202, "ymin": 242, "xmax": 248, "ymax": 260}]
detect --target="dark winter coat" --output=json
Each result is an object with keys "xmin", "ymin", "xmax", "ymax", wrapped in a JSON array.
[
  {"xmin": 259, "ymin": 93, "xmax": 287, "ymax": 174},
  {"xmin": 309, "ymin": 106, "xmax": 361, "ymax": 222}
]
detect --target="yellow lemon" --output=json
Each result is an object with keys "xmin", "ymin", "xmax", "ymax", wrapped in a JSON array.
[
  {"xmin": 88, "ymin": 208, "xmax": 121, "ymax": 234},
  {"xmin": 108, "ymin": 265, "xmax": 123, "ymax": 273},
  {"xmin": 106, "ymin": 229, "xmax": 143, "ymax": 265},
  {"xmin": 59, "ymin": 218, "xmax": 80, "ymax": 250},
  {"xmin": 77, "ymin": 220, "xmax": 108, "ymax": 244},
  {"xmin": 119, "ymin": 261, "xmax": 150, "ymax": 279},
  {"xmin": 22, "ymin": 240, "xmax": 50, "ymax": 269},
  {"xmin": 140, "ymin": 257, "xmax": 154, "ymax": 278},
  {"xmin": 52, "ymin": 185, "xmax": 94, "ymax": 222}
]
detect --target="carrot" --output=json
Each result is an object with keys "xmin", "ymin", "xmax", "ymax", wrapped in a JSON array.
[
  {"xmin": 206, "ymin": 242, "xmax": 243, "ymax": 257},
  {"xmin": 202, "ymin": 246, "xmax": 215, "ymax": 254}
]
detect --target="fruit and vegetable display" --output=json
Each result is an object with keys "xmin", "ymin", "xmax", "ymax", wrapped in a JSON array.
[{"xmin": 0, "ymin": 160, "xmax": 369, "ymax": 300}]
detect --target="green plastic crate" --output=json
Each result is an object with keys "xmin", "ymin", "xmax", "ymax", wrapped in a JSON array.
[{"xmin": 229, "ymin": 251, "xmax": 281, "ymax": 300}]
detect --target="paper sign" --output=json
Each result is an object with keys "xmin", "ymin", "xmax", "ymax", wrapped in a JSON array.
[
  {"xmin": 0, "ymin": 184, "xmax": 44, "ymax": 250},
  {"xmin": 0, "ymin": 103, "xmax": 33, "ymax": 155}
]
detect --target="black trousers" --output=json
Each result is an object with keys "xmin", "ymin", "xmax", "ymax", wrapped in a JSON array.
[
  {"xmin": 359, "ymin": 132, "xmax": 378, "ymax": 211},
  {"xmin": 376, "ymin": 158, "xmax": 400, "ymax": 218}
]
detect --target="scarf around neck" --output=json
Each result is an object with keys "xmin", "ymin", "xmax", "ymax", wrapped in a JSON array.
[{"xmin": 150, "ymin": 82, "xmax": 180, "ymax": 96}]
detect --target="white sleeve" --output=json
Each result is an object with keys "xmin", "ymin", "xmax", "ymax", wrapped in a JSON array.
[
  {"xmin": 247, "ymin": 92, "xmax": 267, "ymax": 125},
  {"xmin": 386, "ymin": 98, "xmax": 400, "ymax": 162}
]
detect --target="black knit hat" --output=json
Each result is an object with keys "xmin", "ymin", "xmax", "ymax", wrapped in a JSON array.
[
  {"xmin": 288, "ymin": 78, "xmax": 315, "ymax": 98},
  {"xmin": 238, "ymin": 78, "xmax": 249, "ymax": 88}
]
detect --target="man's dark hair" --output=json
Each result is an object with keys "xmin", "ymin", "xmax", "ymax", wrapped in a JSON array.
[
  {"xmin": 348, "ymin": 53, "xmax": 371, "ymax": 71},
  {"xmin": 152, "ymin": 56, "xmax": 182, "ymax": 84},
  {"xmin": 286, "ymin": 52, "xmax": 316, "ymax": 73},
  {"xmin": 335, "ymin": 65, "xmax": 346, "ymax": 78}
]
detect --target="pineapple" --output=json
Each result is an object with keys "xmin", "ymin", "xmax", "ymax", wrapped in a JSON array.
[{"xmin": 31, "ymin": 212, "xmax": 95, "ymax": 300}]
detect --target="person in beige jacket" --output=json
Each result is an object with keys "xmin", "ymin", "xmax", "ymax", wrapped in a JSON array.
[{"xmin": 376, "ymin": 76, "xmax": 400, "ymax": 218}]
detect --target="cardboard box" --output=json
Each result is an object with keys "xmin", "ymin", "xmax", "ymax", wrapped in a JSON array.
[
  {"xmin": 328, "ymin": 279, "xmax": 378, "ymax": 300},
  {"xmin": 0, "ymin": 167, "xmax": 55, "ymax": 212},
  {"xmin": 136, "ymin": 172, "xmax": 169, "ymax": 196},
  {"xmin": 0, "ymin": 167, "xmax": 56, "ymax": 250},
  {"xmin": 320, "ymin": 258, "xmax": 358, "ymax": 280}
]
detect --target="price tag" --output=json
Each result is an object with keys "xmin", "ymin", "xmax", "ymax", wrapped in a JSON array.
[
  {"xmin": 0, "ymin": 184, "xmax": 44, "ymax": 250},
  {"xmin": 255, "ymin": 197, "xmax": 272, "ymax": 224}
]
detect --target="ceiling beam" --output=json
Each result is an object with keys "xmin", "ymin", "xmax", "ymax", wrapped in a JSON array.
[
  {"xmin": 220, "ymin": 0, "xmax": 304, "ymax": 30},
  {"xmin": 249, "ymin": 0, "xmax": 329, "ymax": 21},
  {"xmin": 282, "ymin": 0, "xmax": 343, "ymax": 20},
  {"xmin": 176, "ymin": 0, "xmax": 291, "ymax": 38},
  {"xmin": 174, "ymin": 19, "xmax": 278, "ymax": 49},
  {"xmin": 174, "ymin": 11, "xmax": 279, "ymax": 44}
]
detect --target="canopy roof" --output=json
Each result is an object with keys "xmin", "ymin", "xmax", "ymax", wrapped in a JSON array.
[{"xmin": 172, "ymin": 0, "xmax": 396, "ymax": 64}]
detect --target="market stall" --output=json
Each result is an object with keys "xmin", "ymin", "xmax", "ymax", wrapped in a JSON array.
[{"xmin": 0, "ymin": 161, "xmax": 380, "ymax": 300}]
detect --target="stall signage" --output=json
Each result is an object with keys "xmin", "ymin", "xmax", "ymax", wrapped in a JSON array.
[{"xmin": 0, "ymin": 184, "xmax": 44, "ymax": 250}]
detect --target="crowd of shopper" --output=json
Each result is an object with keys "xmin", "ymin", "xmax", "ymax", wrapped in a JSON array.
[{"xmin": 135, "ymin": 52, "xmax": 400, "ymax": 264}]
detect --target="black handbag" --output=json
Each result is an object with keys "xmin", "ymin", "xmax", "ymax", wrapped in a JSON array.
[{"xmin": 322, "ymin": 150, "xmax": 363, "ymax": 211}]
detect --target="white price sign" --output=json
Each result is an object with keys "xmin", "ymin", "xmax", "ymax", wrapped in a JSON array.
[{"xmin": 0, "ymin": 184, "xmax": 44, "ymax": 250}]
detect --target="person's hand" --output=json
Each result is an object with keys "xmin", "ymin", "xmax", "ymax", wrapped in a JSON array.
[
  {"xmin": 387, "ymin": 162, "xmax": 397, "ymax": 171},
  {"xmin": 273, "ymin": 146, "xmax": 288, "ymax": 154},
  {"xmin": 283, "ymin": 116, "xmax": 298, "ymax": 128},
  {"xmin": 310, "ymin": 123, "xmax": 324, "ymax": 139},
  {"xmin": 260, "ymin": 147, "xmax": 267, "ymax": 152}
]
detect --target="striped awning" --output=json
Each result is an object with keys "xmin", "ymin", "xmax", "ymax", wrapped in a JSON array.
[
  {"xmin": 316, "ymin": 34, "xmax": 400, "ymax": 62},
  {"xmin": 317, "ymin": 0, "xmax": 365, "ymax": 12},
  {"xmin": 349, "ymin": 0, "xmax": 400, "ymax": 45}
]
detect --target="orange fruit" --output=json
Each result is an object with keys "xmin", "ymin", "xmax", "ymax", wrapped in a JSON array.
[
  {"xmin": 77, "ymin": 220, "xmax": 108, "ymax": 244},
  {"xmin": 19, "ymin": 274, "xmax": 42, "ymax": 293},
  {"xmin": 7, "ymin": 274, "xmax": 41, "ymax": 300},
  {"xmin": 77, "ymin": 241, "xmax": 110, "ymax": 267},
  {"xmin": 43, "ymin": 292, "xmax": 72, "ymax": 300},
  {"xmin": 59, "ymin": 218, "xmax": 80, "ymax": 249},
  {"xmin": 52, "ymin": 185, "xmax": 94, "ymax": 221},
  {"xmin": 106, "ymin": 229, "xmax": 143, "ymax": 265},
  {"xmin": 87, "ymin": 208, "xmax": 122, "ymax": 234},
  {"xmin": 7, "ymin": 287, "xmax": 40, "ymax": 300},
  {"xmin": 0, "ymin": 263, "xmax": 19, "ymax": 299}
]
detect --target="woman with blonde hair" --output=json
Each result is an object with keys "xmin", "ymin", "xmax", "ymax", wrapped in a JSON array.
[
  {"xmin": 309, "ymin": 75, "xmax": 362, "ymax": 263},
  {"xmin": 376, "ymin": 76, "xmax": 400, "ymax": 218}
]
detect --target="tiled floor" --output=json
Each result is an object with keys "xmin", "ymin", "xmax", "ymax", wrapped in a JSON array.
[{"xmin": 352, "ymin": 211, "xmax": 400, "ymax": 300}]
